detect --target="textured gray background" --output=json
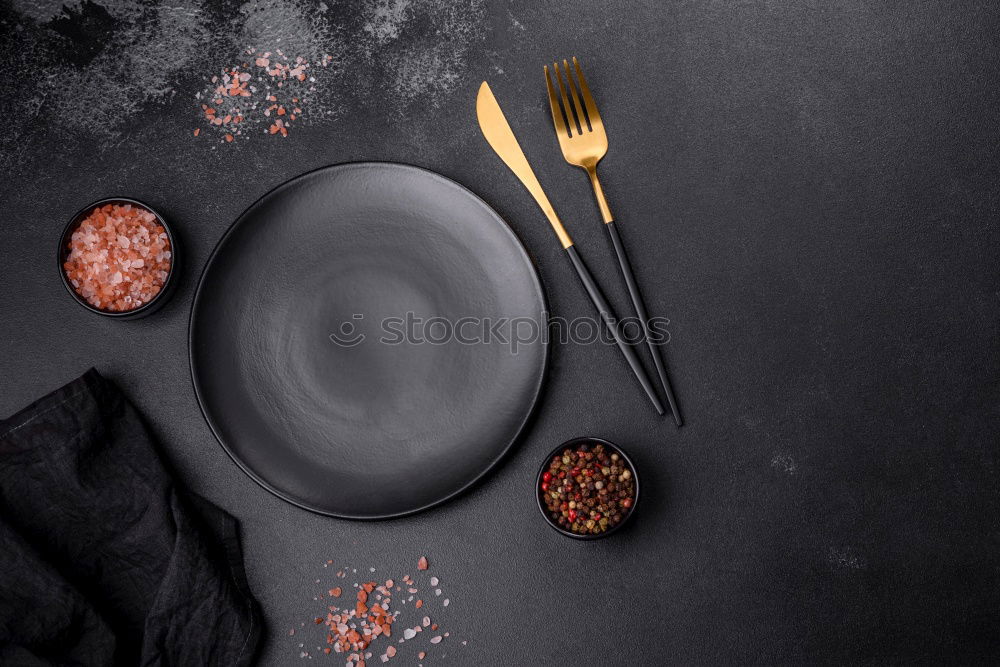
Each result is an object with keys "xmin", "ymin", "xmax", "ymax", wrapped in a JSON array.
[{"xmin": 2, "ymin": 0, "xmax": 999, "ymax": 664}]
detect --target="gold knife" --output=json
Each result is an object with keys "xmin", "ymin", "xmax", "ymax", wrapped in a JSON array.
[{"xmin": 476, "ymin": 81, "xmax": 664, "ymax": 415}]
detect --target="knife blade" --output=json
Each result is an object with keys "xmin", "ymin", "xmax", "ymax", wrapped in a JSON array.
[{"xmin": 476, "ymin": 81, "xmax": 573, "ymax": 249}]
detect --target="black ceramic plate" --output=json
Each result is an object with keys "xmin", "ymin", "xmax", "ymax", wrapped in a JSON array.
[{"xmin": 190, "ymin": 163, "xmax": 547, "ymax": 519}]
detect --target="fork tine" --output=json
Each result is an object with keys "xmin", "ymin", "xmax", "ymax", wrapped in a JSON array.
[
  {"xmin": 544, "ymin": 64, "xmax": 571, "ymax": 139},
  {"xmin": 572, "ymin": 56, "xmax": 602, "ymax": 129},
  {"xmin": 553, "ymin": 61, "xmax": 581, "ymax": 136},
  {"xmin": 562, "ymin": 58, "xmax": 589, "ymax": 132}
]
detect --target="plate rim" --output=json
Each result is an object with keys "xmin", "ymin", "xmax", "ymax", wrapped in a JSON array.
[{"xmin": 188, "ymin": 161, "xmax": 549, "ymax": 520}]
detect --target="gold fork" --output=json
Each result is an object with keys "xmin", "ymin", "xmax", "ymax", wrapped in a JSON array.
[{"xmin": 545, "ymin": 57, "xmax": 682, "ymax": 425}]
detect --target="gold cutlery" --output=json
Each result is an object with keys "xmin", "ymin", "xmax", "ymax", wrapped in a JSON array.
[
  {"xmin": 544, "ymin": 57, "xmax": 682, "ymax": 426},
  {"xmin": 476, "ymin": 81, "xmax": 664, "ymax": 415}
]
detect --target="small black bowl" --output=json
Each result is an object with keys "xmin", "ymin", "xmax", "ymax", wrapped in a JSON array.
[
  {"xmin": 536, "ymin": 436, "xmax": 640, "ymax": 540},
  {"xmin": 58, "ymin": 197, "xmax": 179, "ymax": 319}
]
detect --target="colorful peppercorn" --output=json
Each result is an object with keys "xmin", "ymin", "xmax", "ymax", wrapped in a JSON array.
[{"xmin": 540, "ymin": 441, "xmax": 636, "ymax": 536}]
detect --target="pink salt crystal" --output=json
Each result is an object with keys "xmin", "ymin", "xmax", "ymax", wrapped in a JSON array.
[{"xmin": 63, "ymin": 203, "xmax": 171, "ymax": 312}]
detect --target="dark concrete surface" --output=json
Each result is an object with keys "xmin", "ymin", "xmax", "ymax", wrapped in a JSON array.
[{"xmin": 2, "ymin": 0, "xmax": 999, "ymax": 663}]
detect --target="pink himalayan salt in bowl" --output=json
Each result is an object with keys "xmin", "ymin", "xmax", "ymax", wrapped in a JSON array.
[{"xmin": 59, "ymin": 198, "xmax": 178, "ymax": 318}]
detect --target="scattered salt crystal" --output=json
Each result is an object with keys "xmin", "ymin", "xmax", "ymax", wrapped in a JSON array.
[
  {"xmin": 434, "ymin": 589, "xmax": 441, "ymax": 596},
  {"xmin": 429, "ymin": 577, "xmax": 438, "ymax": 586},
  {"xmin": 403, "ymin": 628, "xmax": 416, "ymax": 640},
  {"xmin": 430, "ymin": 636, "xmax": 442, "ymax": 644},
  {"xmin": 443, "ymin": 599, "xmax": 449, "ymax": 607}
]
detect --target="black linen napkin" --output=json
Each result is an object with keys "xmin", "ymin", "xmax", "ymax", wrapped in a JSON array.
[{"xmin": 0, "ymin": 369, "xmax": 261, "ymax": 666}]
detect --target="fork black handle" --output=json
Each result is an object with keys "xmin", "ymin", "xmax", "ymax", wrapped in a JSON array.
[
  {"xmin": 565, "ymin": 246, "xmax": 664, "ymax": 416},
  {"xmin": 605, "ymin": 221, "xmax": 682, "ymax": 425}
]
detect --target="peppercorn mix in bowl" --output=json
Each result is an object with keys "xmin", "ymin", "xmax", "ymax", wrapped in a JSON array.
[
  {"xmin": 537, "ymin": 437, "xmax": 639, "ymax": 539},
  {"xmin": 58, "ymin": 198, "xmax": 178, "ymax": 319}
]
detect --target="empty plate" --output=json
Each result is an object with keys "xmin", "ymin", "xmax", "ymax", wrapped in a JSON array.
[{"xmin": 190, "ymin": 163, "xmax": 548, "ymax": 518}]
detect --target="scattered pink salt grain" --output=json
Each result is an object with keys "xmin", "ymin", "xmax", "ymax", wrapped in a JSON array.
[
  {"xmin": 195, "ymin": 50, "xmax": 324, "ymax": 143},
  {"xmin": 300, "ymin": 556, "xmax": 464, "ymax": 663},
  {"xmin": 63, "ymin": 203, "xmax": 171, "ymax": 312}
]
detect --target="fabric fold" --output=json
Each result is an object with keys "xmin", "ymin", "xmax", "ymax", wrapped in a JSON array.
[{"xmin": 0, "ymin": 369, "xmax": 261, "ymax": 666}]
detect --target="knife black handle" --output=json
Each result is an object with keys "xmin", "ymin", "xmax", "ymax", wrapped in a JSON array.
[
  {"xmin": 606, "ymin": 220, "xmax": 682, "ymax": 425},
  {"xmin": 565, "ymin": 245, "xmax": 664, "ymax": 416}
]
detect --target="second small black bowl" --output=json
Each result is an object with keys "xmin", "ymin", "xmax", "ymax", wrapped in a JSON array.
[
  {"xmin": 536, "ymin": 437, "xmax": 640, "ymax": 540},
  {"xmin": 57, "ymin": 197, "xmax": 179, "ymax": 319}
]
